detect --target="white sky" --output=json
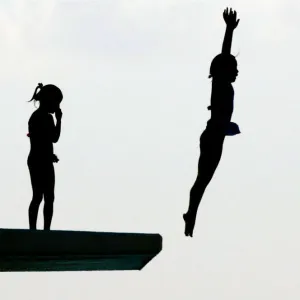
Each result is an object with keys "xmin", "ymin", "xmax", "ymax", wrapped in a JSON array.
[{"xmin": 1, "ymin": 0, "xmax": 300, "ymax": 299}]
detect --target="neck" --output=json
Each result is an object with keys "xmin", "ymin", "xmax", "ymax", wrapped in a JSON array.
[{"xmin": 38, "ymin": 106, "xmax": 48, "ymax": 113}]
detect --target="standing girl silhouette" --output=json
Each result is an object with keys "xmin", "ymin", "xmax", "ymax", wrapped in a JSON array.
[
  {"xmin": 27, "ymin": 83, "xmax": 63, "ymax": 230},
  {"xmin": 183, "ymin": 8, "xmax": 240, "ymax": 237}
]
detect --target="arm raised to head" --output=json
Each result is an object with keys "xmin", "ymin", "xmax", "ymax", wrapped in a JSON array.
[{"xmin": 221, "ymin": 8, "xmax": 239, "ymax": 55}]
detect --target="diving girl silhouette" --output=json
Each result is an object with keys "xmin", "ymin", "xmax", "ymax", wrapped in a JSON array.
[
  {"xmin": 27, "ymin": 83, "xmax": 63, "ymax": 230},
  {"xmin": 183, "ymin": 8, "xmax": 240, "ymax": 237}
]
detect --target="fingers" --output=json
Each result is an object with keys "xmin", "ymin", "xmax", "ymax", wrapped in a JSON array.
[
  {"xmin": 223, "ymin": 7, "xmax": 228, "ymax": 19},
  {"xmin": 223, "ymin": 7, "xmax": 237, "ymax": 17}
]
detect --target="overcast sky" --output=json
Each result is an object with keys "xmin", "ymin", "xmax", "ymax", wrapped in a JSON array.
[{"xmin": 1, "ymin": 0, "xmax": 300, "ymax": 299}]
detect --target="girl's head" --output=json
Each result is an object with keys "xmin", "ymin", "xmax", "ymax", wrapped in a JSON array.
[
  {"xmin": 29, "ymin": 83, "xmax": 63, "ymax": 113},
  {"xmin": 208, "ymin": 54, "xmax": 238, "ymax": 82}
]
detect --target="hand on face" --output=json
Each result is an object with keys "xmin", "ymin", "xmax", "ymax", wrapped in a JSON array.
[{"xmin": 55, "ymin": 108, "xmax": 62, "ymax": 120}]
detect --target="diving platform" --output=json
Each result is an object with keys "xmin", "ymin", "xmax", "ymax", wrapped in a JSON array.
[{"xmin": 0, "ymin": 229, "xmax": 162, "ymax": 272}]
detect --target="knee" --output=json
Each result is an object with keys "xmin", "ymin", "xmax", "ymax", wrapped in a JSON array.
[
  {"xmin": 191, "ymin": 179, "xmax": 207, "ymax": 195},
  {"xmin": 31, "ymin": 191, "xmax": 43, "ymax": 205},
  {"xmin": 44, "ymin": 194, "xmax": 55, "ymax": 205},
  {"xmin": 192, "ymin": 171, "xmax": 214, "ymax": 191},
  {"xmin": 29, "ymin": 198, "xmax": 42, "ymax": 212}
]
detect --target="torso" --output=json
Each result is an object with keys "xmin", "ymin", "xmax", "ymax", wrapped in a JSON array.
[
  {"xmin": 28, "ymin": 109, "xmax": 54, "ymax": 163},
  {"xmin": 206, "ymin": 80, "xmax": 234, "ymax": 133}
]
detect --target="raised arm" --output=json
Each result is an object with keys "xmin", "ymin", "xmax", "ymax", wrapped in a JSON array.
[{"xmin": 221, "ymin": 8, "xmax": 239, "ymax": 55}]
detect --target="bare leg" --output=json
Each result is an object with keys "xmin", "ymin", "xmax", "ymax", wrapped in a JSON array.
[
  {"xmin": 28, "ymin": 161, "xmax": 44, "ymax": 230},
  {"xmin": 43, "ymin": 163, "xmax": 55, "ymax": 230},
  {"xmin": 43, "ymin": 198, "xmax": 54, "ymax": 230},
  {"xmin": 184, "ymin": 131, "xmax": 224, "ymax": 237},
  {"xmin": 29, "ymin": 193, "xmax": 43, "ymax": 230}
]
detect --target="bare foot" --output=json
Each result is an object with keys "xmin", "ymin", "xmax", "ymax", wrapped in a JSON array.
[{"xmin": 183, "ymin": 213, "xmax": 196, "ymax": 237}]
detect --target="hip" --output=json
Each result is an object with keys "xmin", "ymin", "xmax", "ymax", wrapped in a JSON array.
[
  {"xmin": 199, "ymin": 128, "xmax": 225, "ymax": 152},
  {"xmin": 27, "ymin": 153, "xmax": 54, "ymax": 166}
]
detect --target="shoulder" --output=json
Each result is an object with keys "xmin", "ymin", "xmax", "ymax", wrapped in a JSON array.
[
  {"xmin": 28, "ymin": 110, "xmax": 38, "ymax": 124},
  {"xmin": 29, "ymin": 111, "xmax": 53, "ymax": 126},
  {"xmin": 212, "ymin": 81, "xmax": 233, "ymax": 95}
]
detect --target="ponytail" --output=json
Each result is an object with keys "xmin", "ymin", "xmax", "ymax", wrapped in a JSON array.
[
  {"xmin": 28, "ymin": 83, "xmax": 43, "ymax": 105},
  {"xmin": 27, "ymin": 83, "xmax": 63, "ymax": 108}
]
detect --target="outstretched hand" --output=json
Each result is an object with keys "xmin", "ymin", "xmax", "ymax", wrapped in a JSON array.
[{"xmin": 223, "ymin": 7, "xmax": 239, "ymax": 30}]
